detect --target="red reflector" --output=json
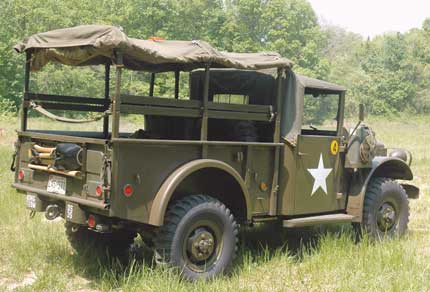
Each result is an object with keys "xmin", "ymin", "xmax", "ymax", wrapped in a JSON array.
[
  {"xmin": 87, "ymin": 215, "xmax": 96, "ymax": 228},
  {"xmin": 95, "ymin": 185, "xmax": 103, "ymax": 197},
  {"xmin": 123, "ymin": 184, "xmax": 134, "ymax": 197},
  {"xmin": 18, "ymin": 170, "xmax": 25, "ymax": 181}
]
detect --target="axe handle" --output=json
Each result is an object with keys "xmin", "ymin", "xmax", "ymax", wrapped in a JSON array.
[{"xmin": 33, "ymin": 144, "xmax": 55, "ymax": 154}]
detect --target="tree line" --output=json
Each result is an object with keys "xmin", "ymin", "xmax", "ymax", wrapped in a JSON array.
[{"xmin": 0, "ymin": 0, "xmax": 429, "ymax": 117}]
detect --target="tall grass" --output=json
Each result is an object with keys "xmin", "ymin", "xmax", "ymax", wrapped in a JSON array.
[{"xmin": 0, "ymin": 116, "xmax": 429, "ymax": 291}]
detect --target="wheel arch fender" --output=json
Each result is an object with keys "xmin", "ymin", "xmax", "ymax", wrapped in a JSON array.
[
  {"xmin": 148, "ymin": 159, "xmax": 251, "ymax": 226},
  {"xmin": 347, "ymin": 157, "xmax": 414, "ymax": 222},
  {"xmin": 367, "ymin": 157, "xmax": 413, "ymax": 181}
]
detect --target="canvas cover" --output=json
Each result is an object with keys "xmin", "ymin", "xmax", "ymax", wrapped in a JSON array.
[
  {"xmin": 298, "ymin": 75, "xmax": 346, "ymax": 94},
  {"xmin": 14, "ymin": 25, "xmax": 293, "ymax": 72}
]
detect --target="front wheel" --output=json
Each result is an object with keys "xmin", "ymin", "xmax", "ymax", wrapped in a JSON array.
[
  {"xmin": 360, "ymin": 178, "xmax": 409, "ymax": 239},
  {"xmin": 154, "ymin": 195, "xmax": 238, "ymax": 281}
]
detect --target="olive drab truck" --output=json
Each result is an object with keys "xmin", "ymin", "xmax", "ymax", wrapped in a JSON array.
[{"xmin": 11, "ymin": 25, "xmax": 419, "ymax": 280}]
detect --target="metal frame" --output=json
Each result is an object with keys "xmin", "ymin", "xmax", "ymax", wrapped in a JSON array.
[
  {"xmin": 103, "ymin": 63, "xmax": 110, "ymax": 138},
  {"xmin": 21, "ymin": 50, "xmax": 31, "ymax": 131},
  {"xmin": 336, "ymin": 92, "xmax": 346, "ymax": 134},
  {"xmin": 20, "ymin": 50, "xmax": 286, "ymax": 145},
  {"xmin": 111, "ymin": 51, "xmax": 123, "ymax": 139},
  {"xmin": 269, "ymin": 67, "xmax": 285, "ymax": 215},
  {"xmin": 20, "ymin": 51, "xmax": 112, "ymax": 133},
  {"xmin": 120, "ymin": 95, "xmax": 274, "ymax": 121},
  {"xmin": 300, "ymin": 90, "xmax": 346, "ymax": 137},
  {"xmin": 174, "ymin": 70, "xmax": 180, "ymax": 99},
  {"xmin": 149, "ymin": 73, "xmax": 155, "ymax": 97},
  {"xmin": 196, "ymin": 64, "xmax": 210, "ymax": 157}
]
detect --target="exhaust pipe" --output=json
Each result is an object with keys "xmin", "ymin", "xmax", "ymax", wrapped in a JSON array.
[{"xmin": 45, "ymin": 204, "xmax": 61, "ymax": 220}]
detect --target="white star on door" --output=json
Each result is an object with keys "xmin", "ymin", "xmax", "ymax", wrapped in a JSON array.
[{"xmin": 307, "ymin": 154, "xmax": 332, "ymax": 196}]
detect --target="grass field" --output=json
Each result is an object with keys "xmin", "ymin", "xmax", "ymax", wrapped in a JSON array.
[{"xmin": 0, "ymin": 116, "xmax": 429, "ymax": 291}]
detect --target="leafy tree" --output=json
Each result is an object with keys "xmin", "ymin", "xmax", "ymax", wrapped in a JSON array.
[{"xmin": 0, "ymin": 0, "xmax": 429, "ymax": 118}]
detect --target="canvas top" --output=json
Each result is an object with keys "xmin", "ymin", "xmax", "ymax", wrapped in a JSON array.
[
  {"xmin": 298, "ymin": 75, "xmax": 346, "ymax": 93},
  {"xmin": 14, "ymin": 25, "xmax": 294, "ymax": 72}
]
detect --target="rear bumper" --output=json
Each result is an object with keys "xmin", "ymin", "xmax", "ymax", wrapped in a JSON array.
[{"xmin": 12, "ymin": 183, "xmax": 109, "ymax": 210}]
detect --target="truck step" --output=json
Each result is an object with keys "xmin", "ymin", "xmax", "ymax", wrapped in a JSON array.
[{"xmin": 283, "ymin": 214, "xmax": 355, "ymax": 228}]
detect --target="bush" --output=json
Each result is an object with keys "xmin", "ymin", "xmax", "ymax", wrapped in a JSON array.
[{"xmin": 0, "ymin": 98, "xmax": 17, "ymax": 119}]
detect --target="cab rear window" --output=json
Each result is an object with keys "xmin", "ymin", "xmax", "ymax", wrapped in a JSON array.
[{"xmin": 213, "ymin": 94, "xmax": 249, "ymax": 105}]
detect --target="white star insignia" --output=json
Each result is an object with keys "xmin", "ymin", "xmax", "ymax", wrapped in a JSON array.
[{"xmin": 307, "ymin": 154, "xmax": 332, "ymax": 196}]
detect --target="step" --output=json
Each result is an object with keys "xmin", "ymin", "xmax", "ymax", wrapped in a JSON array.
[{"xmin": 283, "ymin": 214, "xmax": 355, "ymax": 228}]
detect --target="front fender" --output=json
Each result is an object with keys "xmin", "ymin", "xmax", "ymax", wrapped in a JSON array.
[
  {"xmin": 148, "ymin": 159, "xmax": 251, "ymax": 226},
  {"xmin": 347, "ymin": 157, "xmax": 417, "ymax": 222},
  {"xmin": 369, "ymin": 156, "xmax": 413, "ymax": 181}
]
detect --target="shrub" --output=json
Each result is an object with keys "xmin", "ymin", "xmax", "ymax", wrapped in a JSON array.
[{"xmin": 0, "ymin": 98, "xmax": 17, "ymax": 119}]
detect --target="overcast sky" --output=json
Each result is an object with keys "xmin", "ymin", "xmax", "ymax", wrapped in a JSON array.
[{"xmin": 307, "ymin": 0, "xmax": 430, "ymax": 38}]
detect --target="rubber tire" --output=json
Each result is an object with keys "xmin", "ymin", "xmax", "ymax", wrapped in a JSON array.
[
  {"xmin": 361, "ymin": 178, "xmax": 409, "ymax": 239},
  {"xmin": 154, "ymin": 195, "xmax": 238, "ymax": 281},
  {"xmin": 65, "ymin": 222, "xmax": 136, "ymax": 258}
]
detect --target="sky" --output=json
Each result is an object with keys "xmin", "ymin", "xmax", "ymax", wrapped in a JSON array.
[{"xmin": 307, "ymin": 0, "xmax": 430, "ymax": 38}]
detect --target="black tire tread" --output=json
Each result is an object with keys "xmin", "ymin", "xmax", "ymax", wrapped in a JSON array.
[
  {"xmin": 362, "ymin": 177, "xmax": 409, "ymax": 238},
  {"xmin": 154, "ymin": 195, "xmax": 238, "ymax": 278}
]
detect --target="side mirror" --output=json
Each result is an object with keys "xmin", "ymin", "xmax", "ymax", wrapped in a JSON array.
[{"xmin": 359, "ymin": 103, "xmax": 365, "ymax": 122}]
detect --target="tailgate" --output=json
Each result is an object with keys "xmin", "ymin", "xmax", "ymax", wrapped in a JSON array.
[{"xmin": 13, "ymin": 132, "xmax": 110, "ymax": 210}]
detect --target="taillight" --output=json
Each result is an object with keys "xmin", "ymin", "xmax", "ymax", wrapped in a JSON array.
[
  {"xmin": 95, "ymin": 185, "xmax": 103, "ymax": 197},
  {"xmin": 87, "ymin": 215, "xmax": 96, "ymax": 228},
  {"xmin": 123, "ymin": 184, "xmax": 134, "ymax": 197},
  {"xmin": 18, "ymin": 169, "xmax": 25, "ymax": 181}
]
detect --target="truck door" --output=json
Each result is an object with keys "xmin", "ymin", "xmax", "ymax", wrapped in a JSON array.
[{"xmin": 293, "ymin": 91, "xmax": 345, "ymax": 215}]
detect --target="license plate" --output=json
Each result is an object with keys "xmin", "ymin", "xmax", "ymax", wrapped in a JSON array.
[
  {"xmin": 47, "ymin": 175, "xmax": 67, "ymax": 195},
  {"xmin": 26, "ymin": 193, "xmax": 37, "ymax": 209}
]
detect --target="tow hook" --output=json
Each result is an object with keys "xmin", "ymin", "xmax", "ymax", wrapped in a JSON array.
[{"xmin": 45, "ymin": 204, "xmax": 62, "ymax": 220}]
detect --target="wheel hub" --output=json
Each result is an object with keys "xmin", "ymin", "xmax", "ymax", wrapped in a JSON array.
[
  {"xmin": 377, "ymin": 203, "xmax": 397, "ymax": 231},
  {"xmin": 187, "ymin": 228, "xmax": 215, "ymax": 262}
]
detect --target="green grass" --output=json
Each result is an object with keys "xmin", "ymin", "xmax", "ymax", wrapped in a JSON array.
[{"xmin": 0, "ymin": 116, "xmax": 429, "ymax": 291}]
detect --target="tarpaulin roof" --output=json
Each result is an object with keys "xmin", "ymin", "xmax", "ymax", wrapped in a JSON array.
[
  {"xmin": 14, "ymin": 25, "xmax": 294, "ymax": 72},
  {"xmin": 298, "ymin": 75, "xmax": 346, "ymax": 93}
]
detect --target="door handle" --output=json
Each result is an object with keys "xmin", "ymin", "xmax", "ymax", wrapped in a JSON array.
[{"xmin": 298, "ymin": 152, "xmax": 309, "ymax": 156}]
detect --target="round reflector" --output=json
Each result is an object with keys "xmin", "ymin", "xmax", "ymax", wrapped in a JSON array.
[
  {"xmin": 95, "ymin": 185, "xmax": 103, "ymax": 197},
  {"xmin": 18, "ymin": 169, "xmax": 25, "ymax": 181},
  {"xmin": 87, "ymin": 215, "xmax": 96, "ymax": 228},
  {"xmin": 123, "ymin": 184, "xmax": 134, "ymax": 197}
]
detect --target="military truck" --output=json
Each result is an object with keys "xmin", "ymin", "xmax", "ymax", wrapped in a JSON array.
[{"xmin": 11, "ymin": 25, "xmax": 419, "ymax": 280}]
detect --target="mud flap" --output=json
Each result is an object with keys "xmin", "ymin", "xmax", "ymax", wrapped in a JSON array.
[{"xmin": 401, "ymin": 184, "xmax": 420, "ymax": 199}]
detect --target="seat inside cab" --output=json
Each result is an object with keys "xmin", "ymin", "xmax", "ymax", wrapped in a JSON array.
[{"xmin": 143, "ymin": 69, "xmax": 277, "ymax": 142}]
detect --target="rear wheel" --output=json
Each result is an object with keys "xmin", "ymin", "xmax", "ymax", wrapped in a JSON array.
[
  {"xmin": 360, "ymin": 178, "xmax": 409, "ymax": 239},
  {"xmin": 154, "ymin": 195, "xmax": 238, "ymax": 280},
  {"xmin": 65, "ymin": 222, "xmax": 136, "ymax": 258}
]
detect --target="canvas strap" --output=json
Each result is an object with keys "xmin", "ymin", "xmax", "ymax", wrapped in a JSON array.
[{"xmin": 30, "ymin": 102, "xmax": 108, "ymax": 124}]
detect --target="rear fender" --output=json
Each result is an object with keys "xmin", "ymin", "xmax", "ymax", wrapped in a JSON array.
[
  {"xmin": 148, "ymin": 159, "xmax": 251, "ymax": 226},
  {"xmin": 347, "ymin": 157, "xmax": 417, "ymax": 222}
]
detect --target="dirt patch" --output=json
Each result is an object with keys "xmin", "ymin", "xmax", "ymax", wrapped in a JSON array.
[
  {"xmin": 41, "ymin": 216, "xmax": 63, "ymax": 224},
  {"xmin": 0, "ymin": 271, "xmax": 37, "ymax": 291}
]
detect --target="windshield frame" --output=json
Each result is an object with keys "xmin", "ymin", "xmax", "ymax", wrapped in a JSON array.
[{"xmin": 300, "ymin": 87, "xmax": 345, "ymax": 137}]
